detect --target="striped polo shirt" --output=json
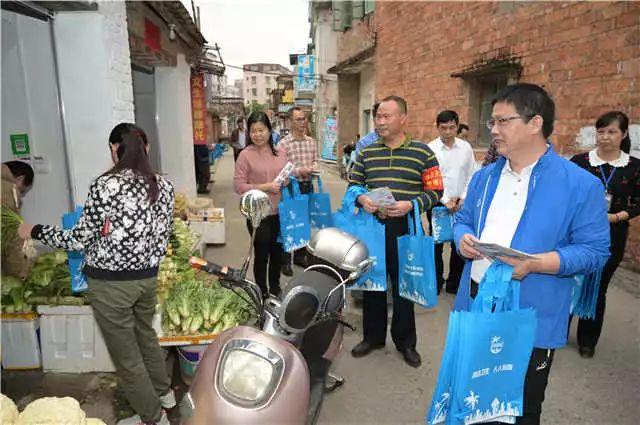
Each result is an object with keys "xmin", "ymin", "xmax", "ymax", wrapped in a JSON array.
[{"xmin": 349, "ymin": 136, "xmax": 443, "ymax": 213}]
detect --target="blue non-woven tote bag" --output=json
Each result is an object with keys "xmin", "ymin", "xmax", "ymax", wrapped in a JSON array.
[
  {"xmin": 62, "ymin": 206, "xmax": 88, "ymax": 293},
  {"xmin": 570, "ymin": 270, "xmax": 602, "ymax": 320},
  {"xmin": 432, "ymin": 205, "xmax": 454, "ymax": 244},
  {"xmin": 450, "ymin": 264, "xmax": 536, "ymax": 425},
  {"xmin": 278, "ymin": 178, "xmax": 311, "ymax": 252},
  {"xmin": 398, "ymin": 200, "xmax": 438, "ymax": 307},
  {"xmin": 309, "ymin": 175, "xmax": 333, "ymax": 232},
  {"xmin": 333, "ymin": 203, "xmax": 387, "ymax": 292}
]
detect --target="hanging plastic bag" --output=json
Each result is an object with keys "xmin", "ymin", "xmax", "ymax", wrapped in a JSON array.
[
  {"xmin": 570, "ymin": 270, "xmax": 602, "ymax": 320},
  {"xmin": 62, "ymin": 206, "xmax": 87, "ymax": 293},
  {"xmin": 398, "ymin": 199, "xmax": 438, "ymax": 307}
]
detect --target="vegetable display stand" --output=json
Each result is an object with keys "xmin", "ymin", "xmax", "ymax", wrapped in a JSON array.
[
  {"xmin": 188, "ymin": 208, "xmax": 225, "ymax": 245},
  {"xmin": 157, "ymin": 332, "xmax": 219, "ymax": 347},
  {"xmin": 1, "ymin": 312, "xmax": 41, "ymax": 370},
  {"xmin": 37, "ymin": 305, "xmax": 115, "ymax": 373}
]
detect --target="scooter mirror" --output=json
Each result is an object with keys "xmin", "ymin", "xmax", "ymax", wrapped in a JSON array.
[
  {"xmin": 239, "ymin": 190, "xmax": 272, "ymax": 229},
  {"xmin": 306, "ymin": 228, "xmax": 369, "ymax": 273}
]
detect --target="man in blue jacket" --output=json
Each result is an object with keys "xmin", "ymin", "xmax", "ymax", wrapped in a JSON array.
[{"xmin": 454, "ymin": 83, "xmax": 610, "ymax": 424}]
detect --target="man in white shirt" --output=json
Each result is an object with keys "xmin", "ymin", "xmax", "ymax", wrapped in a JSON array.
[
  {"xmin": 231, "ymin": 118, "xmax": 246, "ymax": 162},
  {"xmin": 427, "ymin": 110, "xmax": 476, "ymax": 294}
]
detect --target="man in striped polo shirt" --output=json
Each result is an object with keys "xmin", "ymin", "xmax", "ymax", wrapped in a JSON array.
[{"xmin": 349, "ymin": 95, "xmax": 443, "ymax": 368}]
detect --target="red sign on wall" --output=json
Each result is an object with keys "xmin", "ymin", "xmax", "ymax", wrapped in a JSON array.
[
  {"xmin": 190, "ymin": 73, "xmax": 207, "ymax": 145},
  {"xmin": 144, "ymin": 18, "xmax": 161, "ymax": 53}
]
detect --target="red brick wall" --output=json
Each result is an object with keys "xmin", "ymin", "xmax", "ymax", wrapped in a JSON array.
[{"xmin": 375, "ymin": 1, "xmax": 640, "ymax": 269}]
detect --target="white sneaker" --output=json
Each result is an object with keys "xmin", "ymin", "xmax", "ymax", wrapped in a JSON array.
[
  {"xmin": 116, "ymin": 410, "xmax": 169, "ymax": 425},
  {"xmin": 159, "ymin": 389, "xmax": 176, "ymax": 409}
]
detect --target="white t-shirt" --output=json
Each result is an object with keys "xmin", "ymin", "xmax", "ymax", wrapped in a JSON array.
[
  {"xmin": 470, "ymin": 159, "xmax": 538, "ymax": 282},
  {"xmin": 237, "ymin": 130, "xmax": 246, "ymax": 149},
  {"xmin": 427, "ymin": 137, "xmax": 476, "ymax": 204}
]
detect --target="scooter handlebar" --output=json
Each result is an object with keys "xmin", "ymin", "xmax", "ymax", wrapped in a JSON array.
[{"xmin": 189, "ymin": 256, "xmax": 227, "ymax": 276}]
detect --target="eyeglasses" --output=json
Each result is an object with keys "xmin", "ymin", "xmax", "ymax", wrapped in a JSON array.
[{"xmin": 486, "ymin": 115, "xmax": 528, "ymax": 129}]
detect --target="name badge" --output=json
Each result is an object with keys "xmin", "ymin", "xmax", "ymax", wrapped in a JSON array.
[{"xmin": 605, "ymin": 192, "xmax": 613, "ymax": 210}]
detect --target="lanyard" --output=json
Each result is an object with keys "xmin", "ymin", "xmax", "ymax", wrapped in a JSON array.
[{"xmin": 598, "ymin": 165, "xmax": 616, "ymax": 190}]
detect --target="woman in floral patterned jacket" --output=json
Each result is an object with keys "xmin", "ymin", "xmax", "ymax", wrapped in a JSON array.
[{"xmin": 19, "ymin": 123, "xmax": 176, "ymax": 425}]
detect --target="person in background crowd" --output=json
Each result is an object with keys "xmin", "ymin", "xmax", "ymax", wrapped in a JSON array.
[
  {"xmin": 454, "ymin": 83, "xmax": 610, "ymax": 424},
  {"xmin": 278, "ymin": 106, "xmax": 318, "ymax": 274},
  {"xmin": 428, "ymin": 110, "xmax": 475, "ymax": 294},
  {"xmin": 194, "ymin": 127, "xmax": 211, "ymax": 195},
  {"xmin": 482, "ymin": 139, "xmax": 501, "ymax": 166},
  {"xmin": 231, "ymin": 118, "xmax": 247, "ymax": 162},
  {"xmin": 349, "ymin": 95, "xmax": 443, "ymax": 368},
  {"xmin": 18, "ymin": 123, "xmax": 176, "ymax": 425},
  {"xmin": 457, "ymin": 123, "xmax": 470, "ymax": 141},
  {"xmin": 1, "ymin": 160, "xmax": 35, "ymax": 278},
  {"xmin": 570, "ymin": 111, "xmax": 639, "ymax": 358},
  {"xmin": 355, "ymin": 102, "xmax": 381, "ymax": 154},
  {"xmin": 234, "ymin": 112, "xmax": 288, "ymax": 299}
]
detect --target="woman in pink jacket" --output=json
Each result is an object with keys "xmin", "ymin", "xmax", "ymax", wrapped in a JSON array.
[{"xmin": 234, "ymin": 112, "xmax": 289, "ymax": 299}]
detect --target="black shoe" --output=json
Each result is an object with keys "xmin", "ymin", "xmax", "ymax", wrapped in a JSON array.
[
  {"xmin": 351, "ymin": 341, "xmax": 385, "ymax": 358},
  {"xmin": 579, "ymin": 346, "xmax": 595, "ymax": 358},
  {"xmin": 197, "ymin": 188, "xmax": 210, "ymax": 194},
  {"xmin": 282, "ymin": 263, "xmax": 293, "ymax": 277},
  {"xmin": 400, "ymin": 347, "xmax": 422, "ymax": 368}
]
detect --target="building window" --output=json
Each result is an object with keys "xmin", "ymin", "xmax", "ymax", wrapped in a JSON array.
[
  {"xmin": 364, "ymin": 1, "xmax": 376, "ymax": 15},
  {"xmin": 265, "ymin": 76, "xmax": 270, "ymax": 84},
  {"xmin": 252, "ymin": 88, "xmax": 257, "ymax": 96},
  {"xmin": 251, "ymin": 76, "xmax": 257, "ymax": 85},
  {"xmin": 266, "ymin": 88, "xmax": 270, "ymax": 96}
]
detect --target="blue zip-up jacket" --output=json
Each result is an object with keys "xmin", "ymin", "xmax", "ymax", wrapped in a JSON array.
[{"xmin": 453, "ymin": 145, "xmax": 610, "ymax": 348}]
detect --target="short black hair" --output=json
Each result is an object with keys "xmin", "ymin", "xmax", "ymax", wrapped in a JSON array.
[
  {"xmin": 492, "ymin": 83, "xmax": 555, "ymax": 139},
  {"xmin": 4, "ymin": 161, "xmax": 34, "ymax": 187},
  {"xmin": 237, "ymin": 117, "xmax": 244, "ymax": 124},
  {"xmin": 380, "ymin": 96, "xmax": 407, "ymax": 115},
  {"xmin": 436, "ymin": 110, "xmax": 459, "ymax": 126},
  {"xmin": 458, "ymin": 123, "xmax": 469, "ymax": 134},
  {"xmin": 596, "ymin": 111, "xmax": 631, "ymax": 154},
  {"xmin": 288, "ymin": 106, "xmax": 304, "ymax": 118},
  {"xmin": 372, "ymin": 102, "xmax": 380, "ymax": 117}
]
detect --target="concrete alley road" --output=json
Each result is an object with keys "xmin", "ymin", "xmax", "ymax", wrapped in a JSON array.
[{"xmin": 208, "ymin": 152, "xmax": 640, "ymax": 425}]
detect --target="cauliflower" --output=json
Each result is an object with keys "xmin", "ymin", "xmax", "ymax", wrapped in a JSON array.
[
  {"xmin": 86, "ymin": 420, "xmax": 106, "ymax": 425},
  {"xmin": 1, "ymin": 393, "xmax": 19, "ymax": 425},
  {"xmin": 15, "ymin": 397, "xmax": 86, "ymax": 425}
]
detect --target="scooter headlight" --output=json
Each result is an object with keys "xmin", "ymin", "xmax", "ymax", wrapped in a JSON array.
[{"xmin": 217, "ymin": 339, "xmax": 284, "ymax": 408}]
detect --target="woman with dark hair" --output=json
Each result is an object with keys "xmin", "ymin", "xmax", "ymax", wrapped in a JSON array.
[
  {"xmin": 18, "ymin": 123, "xmax": 175, "ymax": 425},
  {"xmin": 234, "ymin": 111, "xmax": 288, "ymax": 299},
  {"xmin": 571, "ymin": 111, "xmax": 639, "ymax": 358},
  {"xmin": 2, "ymin": 160, "xmax": 35, "ymax": 278}
]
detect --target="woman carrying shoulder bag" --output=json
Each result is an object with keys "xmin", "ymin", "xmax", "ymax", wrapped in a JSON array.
[{"xmin": 19, "ymin": 123, "xmax": 176, "ymax": 425}]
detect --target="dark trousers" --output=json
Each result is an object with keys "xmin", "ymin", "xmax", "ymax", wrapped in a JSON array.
[
  {"xmin": 233, "ymin": 147, "xmax": 243, "ymax": 162},
  {"xmin": 427, "ymin": 208, "xmax": 464, "ymax": 294},
  {"xmin": 194, "ymin": 145, "xmax": 210, "ymax": 191},
  {"xmin": 577, "ymin": 223, "xmax": 628, "ymax": 349},
  {"xmin": 247, "ymin": 215, "xmax": 284, "ymax": 298},
  {"xmin": 362, "ymin": 216, "xmax": 417, "ymax": 350},
  {"xmin": 471, "ymin": 281, "xmax": 555, "ymax": 424},
  {"xmin": 283, "ymin": 180, "xmax": 313, "ymax": 265}
]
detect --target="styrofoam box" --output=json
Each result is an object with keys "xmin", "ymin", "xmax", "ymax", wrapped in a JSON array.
[
  {"xmin": 37, "ymin": 305, "xmax": 116, "ymax": 373},
  {"xmin": 189, "ymin": 218, "xmax": 226, "ymax": 245},
  {"xmin": 1, "ymin": 313, "xmax": 42, "ymax": 370}
]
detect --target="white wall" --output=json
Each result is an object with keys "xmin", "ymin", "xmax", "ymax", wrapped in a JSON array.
[
  {"xmin": 358, "ymin": 65, "xmax": 375, "ymax": 137},
  {"xmin": 155, "ymin": 54, "xmax": 197, "ymax": 198},
  {"xmin": 53, "ymin": 2, "xmax": 135, "ymax": 205},
  {"xmin": 313, "ymin": 8, "xmax": 338, "ymax": 144},
  {"xmin": 242, "ymin": 70, "xmax": 276, "ymax": 106},
  {"xmin": 1, "ymin": 10, "xmax": 71, "ymax": 225}
]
